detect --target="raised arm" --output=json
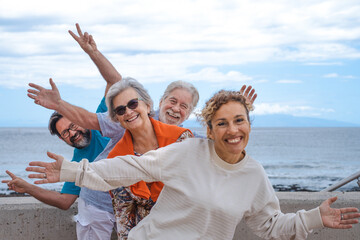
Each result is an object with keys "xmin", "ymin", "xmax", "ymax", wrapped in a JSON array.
[
  {"xmin": 27, "ymin": 151, "xmax": 161, "ymax": 191},
  {"xmin": 69, "ymin": 23, "xmax": 122, "ymax": 95},
  {"xmin": 27, "ymin": 78, "xmax": 100, "ymax": 131},
  {"xmin": 2, "ymin": 170, "xmax": 77, "ymax": 210}
]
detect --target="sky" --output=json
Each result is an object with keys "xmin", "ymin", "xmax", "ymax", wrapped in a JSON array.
[{"xmin": 1, "ymin": 0, "xmax": 360, "ymax": 127}]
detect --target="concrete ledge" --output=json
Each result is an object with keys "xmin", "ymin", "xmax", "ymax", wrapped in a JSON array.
[
  {"xmin": 1, "ymin": 192, "xmax": 359, "ymax": 239},
  {"xmin": 0, "ymin": 197, "xmax": 78, "ymax": 240}
]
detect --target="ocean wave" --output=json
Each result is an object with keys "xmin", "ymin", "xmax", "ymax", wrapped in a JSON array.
[
  {"xmin": 263, "ymin": 164, "xmax": 318, "ymax": 169},
  {"xmin": 268, "ymin": 175, "xmax": 343, "ymax": 181}
]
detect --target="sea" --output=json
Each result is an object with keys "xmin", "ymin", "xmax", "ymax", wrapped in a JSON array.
[{"xmin": 1, "ymin": 127, "xmax": 359, "ymax": 195}]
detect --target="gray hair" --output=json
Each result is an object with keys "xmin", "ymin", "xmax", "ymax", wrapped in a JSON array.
[
  {"xmin": 160, "ymin": 80, "xmax": 199, "ymax": 112},
  {"xmin": 106, "ymin": 77, "xmax": 154, "ymax": 122}
]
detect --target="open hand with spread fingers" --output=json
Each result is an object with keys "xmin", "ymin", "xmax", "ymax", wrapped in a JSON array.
[
  {"xmin": 320, "ymin": 196, "xmax": 360, "ymax": 229},
  {"xmin": 27, "ymin": 78, "xmax": 61, "ymax": 110},
  {"xmin": 26, "ymin": 152, "xmax": 63, "ymax": 184},
  {"xmin": 240, "ymin": 85, "xmax": 257, "ymax": 110}
]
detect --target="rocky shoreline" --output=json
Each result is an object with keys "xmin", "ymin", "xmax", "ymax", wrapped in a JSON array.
[
  {"xmin": 273, "ymin": 184, "xmax": 360, "ymax": 192},
  {"xmin": 0, "ymin": 192, "xmax": 31, "ymax": 197}
]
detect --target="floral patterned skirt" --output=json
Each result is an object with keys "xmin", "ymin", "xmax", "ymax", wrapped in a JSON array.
[{"xmin": 110, "ymin": 186, "xmax": 155, "ymax": 240}]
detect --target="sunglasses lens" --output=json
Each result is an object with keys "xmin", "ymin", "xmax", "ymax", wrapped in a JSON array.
[
  {"xmin": 127, "ymin": 99, "xmax": 139, "ymax": 110},
  {"xmin": 114, "ymin": 99, "xmax": 139, "ymax": 116},
  {"xmin": 115, "ymin": 106, "xmax": 126, "ymax": 115}
]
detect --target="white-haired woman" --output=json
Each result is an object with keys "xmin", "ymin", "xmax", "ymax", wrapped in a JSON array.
[
  {"xmin": 27, "ymin": 90, "xmax": 359, "ymax": 240},
  {"xmin": 102, "ymin": 77, "xmax": 192, "ymax": 239}
]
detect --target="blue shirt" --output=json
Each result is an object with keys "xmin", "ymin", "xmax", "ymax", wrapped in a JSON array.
[
  {"xmin": 60, "ymin": 97, "xmax": 109, "ymax": 195},
  {"xmin": 96, "ymin": 97, "xmax": 108, "ymax": 113}
]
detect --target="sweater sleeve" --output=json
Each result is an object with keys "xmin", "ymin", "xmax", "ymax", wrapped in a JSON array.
[
  {"xmin": 243, "ymin": 170, "xmax": 324, "ymax": 239},
  {"xmin": 245, "ymin": 196, "xmax": 323, "ymax": 239},
  {"xmin": 60, "ymin": 148, "xmax": 163, "ymax": 191}
]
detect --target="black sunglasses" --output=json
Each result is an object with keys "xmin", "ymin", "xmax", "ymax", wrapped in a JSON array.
[{"xmin": 114, "ymin": 98, "xmax": 140, "ymax": 116}]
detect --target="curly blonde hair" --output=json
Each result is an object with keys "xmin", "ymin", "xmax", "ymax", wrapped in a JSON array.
[{"xmin": 199, "ymin": 90, "xmax": 250, "ymax": 131}]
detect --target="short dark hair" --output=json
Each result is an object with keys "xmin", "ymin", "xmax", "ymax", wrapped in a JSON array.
[{"xmin": 48, "ymin": 111, "xmax": 63, "ymax": 138}]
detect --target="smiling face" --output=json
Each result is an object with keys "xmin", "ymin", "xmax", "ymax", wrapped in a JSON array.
[
  {"xmin": 158, "ymin": 88, "xmax": 193, "ymax": 126},
  {"xmin": 113, "ymin": 87, "xmax": 151, "ymax": 131},
  {"xmin": 56, "ymin": 117, "xmax": 91, "ymax": 149},
  {"xmin": 207, "ymin": 101, "xmax": 251, "ymax": 164}
]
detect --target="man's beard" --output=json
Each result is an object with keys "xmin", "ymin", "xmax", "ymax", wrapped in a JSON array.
[
  {"xmin": 159, "ymin": 109, "xmax": 182, "ymax": 125},
  {"xmin": 70, "ymin": 129, "xmax": 91, "ymax": 149}
]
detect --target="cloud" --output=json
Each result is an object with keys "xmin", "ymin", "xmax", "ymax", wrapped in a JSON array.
[
  {"xmin": 303, "ymin": 62, "xmax": 343, "ymax": 66},
  {"xmin": 323, "ymin": 73, "xmax": 339, "ymax": 78},
  {"xmin": 0, "ymin": 50, "xmax": 257, "ymax": 88},
  {"xmin": 344, "ymin": 75, "xmax": 356, "ymax": 79},
  {"xmin": 1, "ymin": 0, "xmax": 360, "ymax": 90},
  {"xmin": 274, "ymin": 44, "xmax": 360, "ymax": 61},
  {"xmin": 187, "ymin": 102, "xmax": 336, "ymax": 122},
  {"xmin": 0, "ymin": 54, "xmax": 103, "ymax": 89},
  {"xmin": 184, "ymin": 67, "xmax": 252, "ymax": 83},
  {"xmin": 323, "ymin": 73, "xmax": 356, "ymax": 79},
  {"xmin": 253, "ymin": 103, "xmax": 335, "ymax": 117},
  {"xmin": 2, "ymin": 1, "xmax": 360, "ymax": 52}
]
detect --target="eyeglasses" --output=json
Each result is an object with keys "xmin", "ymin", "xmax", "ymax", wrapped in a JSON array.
[
  {"xmin": 60, "ymin": 123, "xmax": 78, "ymax": 139},
  {"xmin": 114, "ymin": 98, "xmax": 141, "ymax": 116}
]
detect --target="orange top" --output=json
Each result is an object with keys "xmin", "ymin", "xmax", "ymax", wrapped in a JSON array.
[{"xmin": 107, "ymin": 117, "xmax": 191, "ymax": 201}]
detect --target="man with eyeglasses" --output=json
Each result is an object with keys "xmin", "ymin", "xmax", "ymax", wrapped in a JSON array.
[
  {"xmin": 2, "ymin": 27, "xmax": 120, "ymax": 238},
  {"xmin": 50, "ymin": 116, "xmax": 91, "ymax": 149},
  {"xmin": 4, "ymin": 97, "xmax": 117, "ymax": 240},
  {"xmin": 47, "ymin": 110, "xmax": 110, "ymax": 193}
]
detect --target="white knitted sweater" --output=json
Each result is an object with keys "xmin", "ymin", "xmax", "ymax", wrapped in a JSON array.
[{"xmin": 61, "ymin": 138, "xmax": 323, "ymax": 240}]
